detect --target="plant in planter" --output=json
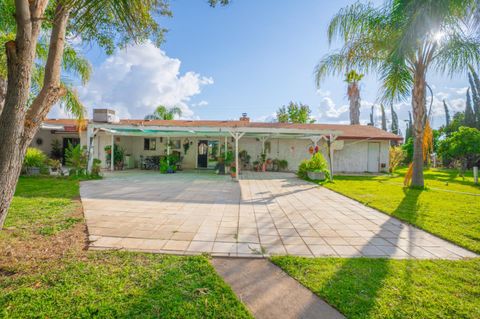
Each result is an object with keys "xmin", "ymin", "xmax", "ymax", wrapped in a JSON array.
[
  {"xmin": 160, "ymin": 154, "xmax": 179, "ymax": 173},
  {"xmin": 230, "ymin": 164, "xmax": 237, "ymax": 178},
  {"xmin": 278, "ymin": 159, "xmax": 288, "ymax": 171},
  {"xmin": 91, "ymin": 159, "xmax": 102, "ymax": 177},
  {"xmin": 23, "ymin": 147, "xmax": 47, "ymax": 175},
  {"xmin": 104, "ymin": 144, "xmax": 125, "ymax": 170},
  {"xmin": 260, "ymin": 153, "xmax": 267, "ymax": 172},
  {"xmin": 218, "ymin": 151, "xmax": 233, "ymax": 174},
  {"xmin": 239, "ymin": 150, "xmax": 250, "ymax": 169},
  {"xmin": 297, "ymin": 152, "xmax": 329, "ymax": 181}
]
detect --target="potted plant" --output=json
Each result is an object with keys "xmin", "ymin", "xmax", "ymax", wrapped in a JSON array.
[
  {"xmin": 104, "ymin": 144, "xmax": 125, "ymax": 170},
  {"xmin": 278, "ymin": 159, "xmax": 288, "ymax": 172},
  {"xmin": 301, "ymin": 152, "xmax": 330, "ymax": 181},
  {"xmin": 230, "ymin": 163, "xmax": 237, "ymax": 178},
  {"xmin": 23, "ymin": 147, "xmax": 47, "ymax": 175},
  {"xmin": 260, "ymin": 153, "xmax": 267, "ymax": 172}
]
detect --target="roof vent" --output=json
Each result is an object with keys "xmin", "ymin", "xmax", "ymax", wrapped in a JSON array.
[{"xmin": 240, "ymin": 113, "xmax": 250, "ymax": 122}]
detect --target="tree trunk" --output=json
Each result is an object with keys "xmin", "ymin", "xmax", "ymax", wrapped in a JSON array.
[
  {"xmin": 0, "ymin": 1, "xmax": 67, "ymax": 229},
  {"xmin": 0, "ymin": 77, "xmax": 6, "ymax": 115},
  {"xmin": 411, "ymin": 66, "xmax": 427, "ymax": 188},
  {"xmin": 348, "ymin": 82, "xmax": 360, "ymax": 125}
]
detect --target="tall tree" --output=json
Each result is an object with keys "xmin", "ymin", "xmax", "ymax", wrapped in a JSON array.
[
  {"xmin": 0, "ymin": 0, "xmax": 227, "ymax": 229},
  {"xmin": 443, "ymin": 99, "xmax": 451, "ymax": 127},
  {"xmin": 390, "ymin": 104, "xmax": 399, "ymax": 135},
  {"xmin": 145, "ymin": 105, "xmax": 182, "ymax": 120},
  {"xmin": 276, "ymin": 102, "xmax": 315, "ymax": 124},
  {"xmin": 380, "ymin": 104, "xmax": 387, "ymax": 131},
  {"xmin": 315, "ymin": 0, "xmax": 480, "ymax": 187},
  {"xmin": 368, "ymin": 105, "xmax": 374, "ymax": 126},
  {"xmin": 405, "ymin": 111, "xmax": 413, "ymax": 141},
  {"xmin": 465, "ymin": 88, "xmax": 477, "ymax": 128},
  {"xmin": 468, "ymin": 66, "xmax": 480, "ymax": 127}
]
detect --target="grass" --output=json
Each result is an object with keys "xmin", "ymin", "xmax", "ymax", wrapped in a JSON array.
[
  {"xmin": 271, "ymin": 256, "xmax": 480, "ymax": 319},
  {"xmin": 322, "ymin": 168, "xmax": 480, "ymax": 253},
  {"xmin": 0, "ymin": 177, "xmax": 251, "ymax": 319}
]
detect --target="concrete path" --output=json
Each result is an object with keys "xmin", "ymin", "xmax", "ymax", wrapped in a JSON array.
[
  {"xmin": 81, "ymin": 170, "xmax": 476, "ymax": 259},
  {"xmin": 212, "ymin": 257, "xmax": 345, "ymax": 319}
]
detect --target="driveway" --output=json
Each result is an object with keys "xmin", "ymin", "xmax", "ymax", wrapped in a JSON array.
[{"xmin": 81, "ymin": 170, "xmax": 476, "ymax": 259}]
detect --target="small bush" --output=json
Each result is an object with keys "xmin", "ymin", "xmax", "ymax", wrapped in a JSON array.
[
  {"xmin": 65, "ymin": 143, "xmax": 87, "ymax": 176},
  {"xmin": 91, "ymin": 159, "xmax": 102, "ymax": 177},
  {"xmin": 389, "ymin": 146, "xmax": 405, "ymax": 173},
  {"xmin": 23, "ymin": 148, "xmax": 47, "ymax": 173}
]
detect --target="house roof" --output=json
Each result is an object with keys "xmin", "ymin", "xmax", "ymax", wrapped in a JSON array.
[{"xmin": 42, "ymin": 118, "xmax": 403, "ymax": 141}]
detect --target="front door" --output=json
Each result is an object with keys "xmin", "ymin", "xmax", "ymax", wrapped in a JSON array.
[
  {"xmin": 197, "ymin": 140, "xmax": 208, "ymax": 168},
  {"xmin": 367, "ymin": 142, "xmax": 380, "ymax": 172},
  {"xmin": 62, "ymin": 137, "xmax": 80, "ymax": 165}
]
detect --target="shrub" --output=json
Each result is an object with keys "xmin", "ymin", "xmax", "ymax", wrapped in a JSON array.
[
  {"xmin": 297, "ymin": 152, "xmax": 330, "ymax": 180},
  {"xmin": 91, "ymin": 159, "xmax": 102, "ymax": 177},
  {"xmin": 23, "ymin": 148, "xmax": 47, "ymax": 170},
  {"xmin": 389, "ymin": 146, "xmax": 405, "ymax": 173},
  {"xmin": 50, "ymin": 139, "xmax": 63, "ymax": 160},
  {"xmin": 65, "ymin": 143, "xmax": 87, "ymax": 175}
]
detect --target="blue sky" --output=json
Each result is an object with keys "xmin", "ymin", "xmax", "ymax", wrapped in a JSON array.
[{"xmin": 53, "ymin": 0, "xmax": 471, "ymax": 134}]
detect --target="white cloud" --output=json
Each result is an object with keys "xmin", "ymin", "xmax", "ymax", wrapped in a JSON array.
[
  {"xmin": 255, "ymin": 112, "xmax": 277, "ymax": 122},
  {"xmin": 192, "ymin": 100, "xmax": 209, "ymax": 107},
  {"xmin": 50, "ymin": 41, "xmax": 213, "ymax": 119}
]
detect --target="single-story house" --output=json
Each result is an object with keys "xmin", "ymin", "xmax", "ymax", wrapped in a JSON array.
[{"xmin": 33, "ymin": 110, "xmax": 402, "ymax": 179}]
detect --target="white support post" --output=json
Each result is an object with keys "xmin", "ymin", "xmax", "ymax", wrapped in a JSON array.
[
  {"xmin": 474, "ymin": 166, "xmax": 478, "ymax": 184},
  {"xmin": 110, "ymin": 134, "xmax": 114, "ymax": 171},
  {"xmin": 229, "ymin": 131, "xmax": 245, "ymax": 181},
  {"xmin": 86, "ymin": 125, "xmax": 93, "ymax": 173},
  {"xmin": 235, "ymin": 136, "xmax": 239, "ymax": 180},
  {"xmin": 167, "ymin": 136, "xmax": 170, "ymax": 166},
  {"xmin": 328, "ymin": 134, "xmax": 336, "ymax": 181},
  {"xmin": 195, "ymin": 138, "xmax": 198, "ymax": 169},
  {"xmin": 224, "ymin": 136, "xmax": 228, "ymax": 155}
]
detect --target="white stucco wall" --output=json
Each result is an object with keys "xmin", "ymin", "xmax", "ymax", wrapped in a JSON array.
[
  {"xmin": 29, "ymin": 129, "xmax": 84, "ymax": 157},
  {"xmin": 32, "ymin": 128, "xmax": 391, "ymax": 173}
]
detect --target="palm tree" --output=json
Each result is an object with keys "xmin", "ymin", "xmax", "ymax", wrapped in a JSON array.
[
  {"xmin": 344, "ymin": 70, "xmax": 364, "ymax": 125},
  {"xmin": 315, "ymin": 0, "xmax": 480, "ymax": 187},
  {"xmin": 145, "ymin": 105, "xmax": 182, "ymax": 120}
]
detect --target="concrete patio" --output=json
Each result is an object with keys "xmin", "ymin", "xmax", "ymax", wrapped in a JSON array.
[{"xmin": 81, "ymin": 170, "xmax": 476, "ymax": 259}]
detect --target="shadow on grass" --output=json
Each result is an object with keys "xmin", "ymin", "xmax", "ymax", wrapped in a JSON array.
[{"xmin": 310, "ymin": 188, "xmax": 422, "ymax": 317}]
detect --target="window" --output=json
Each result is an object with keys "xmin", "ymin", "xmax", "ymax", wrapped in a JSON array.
[{"xmin": 144, "ymin": 138, "xmax": 156, "ymax": 150}]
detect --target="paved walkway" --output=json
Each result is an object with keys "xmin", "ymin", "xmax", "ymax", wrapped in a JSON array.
[
  {"xmin": 212, "ymin": 258, "xmax": 344, "ymax": 319},
  {"xmin": 81, "ymin": 170, "xmax": 476, "ymax": 259}
]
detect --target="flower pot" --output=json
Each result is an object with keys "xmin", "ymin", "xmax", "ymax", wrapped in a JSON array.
[
  {"xmin": 307, "ymin": 171, "xmax": 325, "ymax": 181},
  {"xmin": 27, "ymin": 167, "xmax": 40, "ymax": 175}
]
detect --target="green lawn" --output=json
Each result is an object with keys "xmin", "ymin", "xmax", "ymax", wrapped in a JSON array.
[
  {"xmin": 271, "ymin": 168, "xmax": 480, "ymax": 319},
  {"xmin": 272, "ymin": 256, "xmax": 480, "ymax": 319},
  {"xmin": 0, "ymin": 177, "xmax": 251, "ymax": 319},
  {"xmin": 323, "ymin": 168, "xmax": 480, "ymax": 253}
]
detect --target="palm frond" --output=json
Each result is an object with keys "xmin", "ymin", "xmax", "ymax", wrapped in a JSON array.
[
  {"xmin": 379, "ymin": 58, "xmax": 413, "ymax": 103},
  {"xmin": 59, "ymin": 84, "xmax": 86, "ymax": 120},
  {"xmin": 433, "ymin": 32, "xmax": 480, "ymax": 76},
  {"xmin": 62, "ymin": 45, "xmax": 92, "ymax": 85}
]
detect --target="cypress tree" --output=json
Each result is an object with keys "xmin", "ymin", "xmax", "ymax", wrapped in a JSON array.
[
  {"xmin": 468, "ymin": 66, "xmax": 480, "ymax": 128},
  {"xmin": 369, "ymin": 105, "xmax": 375, "ymax": 126},
  {"xmin": 464, "ymin": 88, "xmax": 476, "ymax": 128},
  {"xmin": 443, "ymin": 99, "xmax": 451, "ymax": 127},
  {"xmin": 391, "ymin": 104, "xmax": 399, "ymax": 135},
  {"xmin": 380, "ymin": 104, "xmax": 387, "ymax": 130}
]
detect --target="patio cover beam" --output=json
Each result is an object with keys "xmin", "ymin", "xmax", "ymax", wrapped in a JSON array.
[{"xmin": 90, "ymin": 123, "xmax": 342, "ymax": 137}]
